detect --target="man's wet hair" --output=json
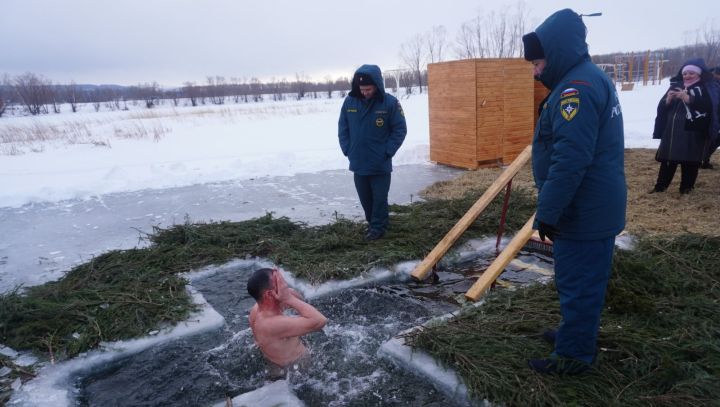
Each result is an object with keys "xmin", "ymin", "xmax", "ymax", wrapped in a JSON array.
[{"xmin": 247, "ymin": 268, "xmax": 274, "ymax": 302}]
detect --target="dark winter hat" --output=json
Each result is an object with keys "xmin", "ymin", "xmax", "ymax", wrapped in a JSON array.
[
  {"xmin": 355, "ymin": 73, "xmax": 376, "ymax": 87},
  {"xmin": 522, "ymin": 32, "xmax": 545, "ymax": 61},
  {"xmin": 680, "ymin": 58, "xmax": 708, "ymax": 73},
  {"xmin": 709, "ymin": 66, "xmax": 720, "ymax": 74}
]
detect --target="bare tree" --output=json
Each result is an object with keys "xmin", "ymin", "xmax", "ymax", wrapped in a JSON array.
[
  {"xmin": 230, "ymin": 77, "xmax": 241, "ymax": 103},
  {"xmin": 507, "ymin": 2, "xmax": 529, "ymax": 58},
  {"xmin": 102, "ymin": 88, "xmax": 122, "ymax": 111},
  {"xmin": 698, "ymin": 20, "xmax": 720, "ymax": 67},
  {"xmin": 206, "ymin": 75, "xmax": 226, "ymax": 105},
  {"xmin": 453, "ymin": 2, "xmax": 528, "ymax": 59},
  {"xmin": 13, "ymin": 72, "xmax": 52, "ymax": 115},
  {"xmin": 335, "ymin": 77, "xmax": 350, "ymax": 98},
  {"xmin": 89, "ymin": 88, "xmax": 102, "ymax": 112},
  {"xmin": 399, "ymin": 34, "xmax": 427, "ymax": 93},
  {"xmin": 486, "ymin": 11, "xmax": 508, "ymax": 57},
  {"xmin": 399, "ymin": 70, "xmax": 415, "ymax": 95},
  {"xmin": 324, "ymin": 75, "xmax": 334, "ymax": 99},
  {"xmin": 250, "ymin": 77, "xmax": 263, "ymax": 102},
  {"xmin": 167, "ymin": 89, "xmax": 180, "ymax": 106},
  {"xmin": 64, "ymin": 81, "xmax": 81, "ymax": 112},
  {"xmin": 426, "ymin": 25, "xmax": 448, "ymax": 63},
  {"xmin": 269, "ymin": 77, "xmax": 288, "ymax": 101},
  {"xmin": 0, "ymin": 76, "xmax": 6, "ymax": 118},
  {"xmin": 182, "ymin": 82, "xmax": 199, "ymax": 106},
  {"xmin": 239, "ymin": 77, "xmax": 250, "ymax": 102},
  {"xmin": 138, "ymin": 82, "xmax": 160, "ymax": 108},
  {"xmin": 43, "ymin": 82, "xmax": 62, "ymax": 114},
  {"xmin": 455, "ymin": 18, "xmax": 482, "ymax": 59},
  {"xmin": 293, "ymin": 72, "xmax": 310, "ymax": 100}
]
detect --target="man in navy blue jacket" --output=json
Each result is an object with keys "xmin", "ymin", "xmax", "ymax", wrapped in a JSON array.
[
  {"xmin": 338, "ymin": 65, "xmax": 407, "ymax": 240},
  {"xmin": 523, "ymin": 9, "xmax": 627, "ymax": 374}
]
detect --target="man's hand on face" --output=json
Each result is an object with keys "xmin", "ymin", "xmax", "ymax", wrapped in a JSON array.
[{"xmin": 271, "ymin": 269, "xmax": 293, "ymax": 304}]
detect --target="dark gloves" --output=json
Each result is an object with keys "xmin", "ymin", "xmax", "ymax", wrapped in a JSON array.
[{"xmin": 538, "ymin": 221, "xmax": 559, "ymax": 242}]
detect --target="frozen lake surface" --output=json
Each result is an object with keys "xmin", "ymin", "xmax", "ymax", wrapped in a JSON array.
[{"xmin": 0, "ymin": 164, "xmax": 461, "ymax": 293}]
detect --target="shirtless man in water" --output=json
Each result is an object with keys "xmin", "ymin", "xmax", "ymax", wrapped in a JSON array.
[{"xmin": 247, "ymin": 268, "xmax": 327, "ymax": 372}]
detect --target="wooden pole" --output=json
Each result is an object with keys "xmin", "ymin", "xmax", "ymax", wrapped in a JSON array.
[
  {"xmin": 465, "ymin": 213, "xmax": 536, "ymax": 302},
  {"xmin": 410, "ymin": 145, "xmax": 533, "ymax": 281}
]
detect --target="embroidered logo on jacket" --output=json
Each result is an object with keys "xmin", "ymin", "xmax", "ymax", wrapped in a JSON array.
[
  {"xmin": 560, "ymin": 97, "xmax": 579, "ymax": 121},
  {"xmin": 376, "ymin": 117, "xmax": 385, "ymax": 127},
  {"xmin": 347, "ymin": 108, "xmax": 357, "ymax": 113}
]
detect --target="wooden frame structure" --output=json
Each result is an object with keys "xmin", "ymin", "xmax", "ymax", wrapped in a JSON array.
[
  {"xmin": 464, "ymin": 214, "xmax": 536, "ymax": 301},
  {"xmin": 428, "ymin": 58, "xmax": 546, "ymax": 169},
  {"xmin": 410, "ymin": 145, "xmax": 532, "ymax": 283}
]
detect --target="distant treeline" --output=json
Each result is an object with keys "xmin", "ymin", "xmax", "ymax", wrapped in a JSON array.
[
  {"xmin": 1, "ymin": 7, "xmax": 717, "ymax": 118},
  {"xmin": 0, "ymin": 70, "xmax": 431, "ymax": 118}
]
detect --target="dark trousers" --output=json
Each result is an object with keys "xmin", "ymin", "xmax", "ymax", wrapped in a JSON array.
[
  {"xmin": 655, "ymin": 161, "xmax": 699, "ymax": 192},
  {"xmin": 553, "ymin": 237, "xmax": 616, "ymax": 364},
  {"xmin": 353, "ymin": 173, "xmax": 391, "ymax": 232},
  {"xmin": 704, "ymin": 139, "xmax": 720, "ymax": 163}
]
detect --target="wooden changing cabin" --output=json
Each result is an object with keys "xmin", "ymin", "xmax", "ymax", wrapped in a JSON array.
[{"xmin": 428, "ymin": 58, "xmax": 548, "ymax": 169}]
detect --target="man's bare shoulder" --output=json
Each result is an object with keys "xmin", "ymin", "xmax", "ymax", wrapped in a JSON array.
[{"xmin": 254, "ymin": 312, "xmax": 316, "ymax": 339}]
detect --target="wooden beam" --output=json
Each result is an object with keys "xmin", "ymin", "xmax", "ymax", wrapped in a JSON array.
[
  {"xmin": 465, "ymin": 213, "xmax": 536, "ymax": 302},
  {"xmin": 410, "ymin": 144, "xmax": 533, "ymax": 281}
]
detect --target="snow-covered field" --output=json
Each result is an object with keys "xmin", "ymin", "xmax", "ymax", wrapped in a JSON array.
[
  {"xmin": 0, "ymin": 84, "xmax": 665, "ymax": 209},
  {"xmin": 0, "ymin": 83, "xmax": 670, "ymax": 407}
]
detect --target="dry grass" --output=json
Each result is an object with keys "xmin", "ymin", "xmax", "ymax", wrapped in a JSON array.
[
  {"xmin": 125, "ymin": 103, "xmax": 326, "ymax": 121},
  {"xmin": 421, "ymin": 149, "xmax": 720, "ymax": 236},
  {"xmin": 0, "ymin": 118, "xmax": 170, "ymax": 155}
]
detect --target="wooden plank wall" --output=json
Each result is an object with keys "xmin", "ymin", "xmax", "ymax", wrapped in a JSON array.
[
  {"xmin": 475, "ymin": 60, "xmax": 503, "ymax": 164},
  {"xmin": 429, "ymin": 58, "xmax": 543, "ymax": 168},
  {"xmin": 428, "ymin": 60, "xmax": 478, "ymax": 169},
  {"xmin": 500, "ymin": 59, "xmax": 535, "ymax": 163}
]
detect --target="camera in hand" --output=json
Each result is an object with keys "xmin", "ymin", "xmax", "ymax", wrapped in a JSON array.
[{"xmin": 669, "ymin": 78, "xmax": 683, "ymax": 91}]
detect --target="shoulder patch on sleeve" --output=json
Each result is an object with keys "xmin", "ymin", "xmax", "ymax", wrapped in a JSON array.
[
  {"xmin": 560, "ymin": 96, "xmax": 579, "ymax": 121},
  {"xmin": 560, "ymin": 88, "xmax": 579, "ymax": 98}
]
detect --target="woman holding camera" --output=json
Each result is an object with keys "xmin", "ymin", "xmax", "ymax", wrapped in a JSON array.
[{"xmin": 651, "ymin": 58, "xmax": 714, "ymax": 194}]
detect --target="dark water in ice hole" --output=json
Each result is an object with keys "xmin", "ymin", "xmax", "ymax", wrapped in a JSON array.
[{"xmin": 77, "ymin": 249, "xmax": 552, "ymax": 407}]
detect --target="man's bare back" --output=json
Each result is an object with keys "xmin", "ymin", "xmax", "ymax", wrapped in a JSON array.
[{"xmin": 247, "ymin": 269, "xmax": 326, "ymax": 368}]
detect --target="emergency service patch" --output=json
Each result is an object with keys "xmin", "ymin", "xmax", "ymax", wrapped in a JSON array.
[
  {"xmin": 560, "ymin": 88, "xmax": 579, "ymax": 98},
  {"xmin": 560, "ymin": 97, "xmax": 579, "ymax": 121},
  {"xmin": 376, "ymin": 117, "xmax": 385, "ymax": 127}
]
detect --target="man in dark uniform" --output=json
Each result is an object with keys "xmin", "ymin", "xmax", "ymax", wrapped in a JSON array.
[
  {"xmin": 338, "ymin": 65, "xmax": 407, "ymax": 240},
  {"xmin": 522, "ymin": 9, "xmax": 627, "ymax": 374}
]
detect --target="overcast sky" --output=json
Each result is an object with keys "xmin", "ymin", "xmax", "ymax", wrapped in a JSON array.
[{"xmin": 2, "ymin": 0, "xmax": 716, "ymax": 87}]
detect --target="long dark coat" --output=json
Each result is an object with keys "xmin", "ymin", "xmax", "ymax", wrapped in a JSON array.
[{"xmin": 654, "ymin": 78, "xmax": 713, "ymax": 163}]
